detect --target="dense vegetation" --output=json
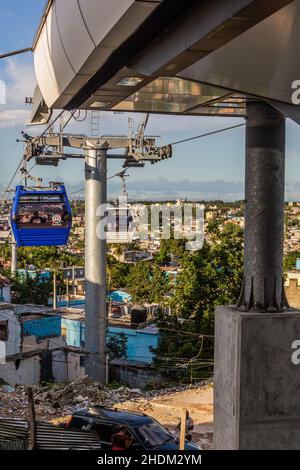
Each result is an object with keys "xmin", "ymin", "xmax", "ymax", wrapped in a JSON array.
[
  {"xmin": 0, "ymin": 243, "xmax": 82, "ymax": 269},
  {"xmin": 2, "ymin": 209, "xmax": 299, "ymax": 384}
]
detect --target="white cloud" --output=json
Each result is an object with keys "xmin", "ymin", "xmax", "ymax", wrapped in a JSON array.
[
  {"xmin": 0, "ymin": 57, "xmax": 36, "ymax": 129},
  {"xmin": 0, "ymin": 108, "xmax": 30, "ymax": 129},
  {"xmin": 4, "ymin": 58, "xmax": 36, "ymax": 106}
]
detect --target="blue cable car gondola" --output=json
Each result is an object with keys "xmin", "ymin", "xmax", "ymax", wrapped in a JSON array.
[{"xmin": 11, "ymin": 184, "xmax": 72, "ymax": 247}]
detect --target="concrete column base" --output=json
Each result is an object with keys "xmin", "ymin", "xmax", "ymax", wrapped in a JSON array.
[{"xmin": 214, "ymin": 305, "xmax": 300, "ymax": 449}]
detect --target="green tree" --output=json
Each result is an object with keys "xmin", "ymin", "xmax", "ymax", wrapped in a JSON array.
[
  {"xmin": 154, "ymin": 223, "xmax": 244, "ymax": 382},
  {"xmin": 156, "ymin": 239, "xmax": 170, "ymax": 265},
  {"xmin": 156, "ymin": 237, "xmax": 186, "ymax": 265},
  {"xmin": 109, "ymin": 261, "xmax": 130, "ymax": 290},
  {"xmin": 16, "ymin": 246, "xmax": 82, "ymax": 269},
  {"xmin": 11, "ymin": 275, "xmax": 53, "ymax": 305},
  {"xmin": 11, "ymin": 270, "xmax": 66, "ymax": 305},
  {"xmin": 126, "ymin": 261, "xmax": 169, "ymax": 304},
  {"xmin": 126, "ymin": 262, "xmax": 152, "ymax": 303},
  {"xmin": 107, "ymin": 333, "xmax": 128, "ymax": 359},
  {"xmin": 170, "ymin": 224, "xmax": 243, "ymax": 330},
  {"xmin": 149, "ymin": 265, "xmax": 169, "ymax": 304},
  {"xmin": 284, "ymin": 251, "xmax": 300, "ymax": 271}
]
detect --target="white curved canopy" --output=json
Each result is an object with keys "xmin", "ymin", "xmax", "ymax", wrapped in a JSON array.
[
  {"xmin": 33, "ymin": 0, "xmax": 162, "ymax": 108},
  {"xmin": 32, "ymin": 0, "xmax": 300, "ymax": 122}
]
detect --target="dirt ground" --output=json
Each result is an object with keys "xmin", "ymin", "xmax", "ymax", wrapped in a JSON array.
[{"xmin": 116, "ymin": 384, "xmax": 214, "ymax": 449}]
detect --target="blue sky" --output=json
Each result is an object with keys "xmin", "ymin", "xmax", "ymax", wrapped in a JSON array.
[{"xmin": 1, "ymin": 1, "xmax": 300, "ymax": 200}]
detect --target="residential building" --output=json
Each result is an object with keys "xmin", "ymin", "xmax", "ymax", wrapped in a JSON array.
[
  {"xmin": 285, "ymin": 271, "xmax": 300, "ymax": 309},
  {"xmin": 0, "ymin": 276, "xmax": 11, "ymax": 303},
  {"xmin": 0, "ymin": 304, "xmax": 85, "ymax": 386}
]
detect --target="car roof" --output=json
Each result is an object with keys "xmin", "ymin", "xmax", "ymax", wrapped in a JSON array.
[{"xmin": 73, "ymin": 406, "xmax": 154, "ymax": 426}]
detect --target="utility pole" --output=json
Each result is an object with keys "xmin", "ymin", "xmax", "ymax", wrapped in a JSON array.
[
  {"xmin": 11, "ymin": 239, "xmax": 17, "ymax": 276},
  {"xmin": 72, "ymin": 266, "xmax": 75, "ymax": 294},
  {"xmin": 27, "ymin": 387, "xmax": 36, "ymax": 450},
  {"xmin": 53, "ymin": 273, "xmax": 57, "ymax": 310},
  {"xmin": 66, "ymin": 276, "xmax": 69, "ymax": 306},
  {"xmin": 179, "ymin": 408, "xmax": 187, "ymax": 450},
  {"xmin": 85, "ymin": 146, "xmax": 107, "ymax": 383}
]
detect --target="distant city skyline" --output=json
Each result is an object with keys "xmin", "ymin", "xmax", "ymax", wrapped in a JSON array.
[{"xmin": 1, "ymin": 1, "xmax": 300, "ymax": 201}]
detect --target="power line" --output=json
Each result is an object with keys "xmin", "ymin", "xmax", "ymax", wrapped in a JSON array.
[{"xmin": 158, "ymin": 326, "xmax": 214, "ymax": 338}]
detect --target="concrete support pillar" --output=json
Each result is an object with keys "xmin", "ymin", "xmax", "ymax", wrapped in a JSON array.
[
  {"xmin": 85, "ymin": 146, "xmax": 107, "ymax": 383},
  {"xmin": 214, "ymin": 306, "xmax": 300, "ymax": 449},
  {"xmin": 237, "ymin": 101, "xmax": 288, "ymax": 311},
  {"xmin": 213, "ymin": 102, "xmax": 300, "ymax": 450}
]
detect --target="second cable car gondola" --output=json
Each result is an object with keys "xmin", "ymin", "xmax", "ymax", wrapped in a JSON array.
[
  {"xmin": 106, "ymin": 205, "xmax": 134, "ymax": 244},
  {"xmin": 0, "ymin": 217, "xmax": 11, "ymax": 243},
  {"xmin": 11, "ymin": 184, "xmax": 72, "ymax": 247}
]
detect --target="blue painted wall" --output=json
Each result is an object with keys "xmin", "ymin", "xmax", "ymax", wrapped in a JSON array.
[
  {"xmin": 22, "ymin": 316, "xmax": 61, "ymax": 339},
  {"xmin": 51, "ymin": 298, "xmax": 85, "ymax": 308},
  {"xmin": 108, "ymin": 327, "xmax": 158, "ymax": 363},
  {"xmin": 21, "ymin": 314, "xmax": 158, "ymax": 363},
  {"xmin": 108, "ymin": 291, "xmax": 132, "ymax": 302},
  {"xmin": 60, "ymin": 317, "xmax": 158, "ymax": 363},
  {"xmin": 17, "ymin": 270, "xmax": 51, "ymax": 283},
  {"xmin": 61, "ymin": 317, "xmax": 85, "ymax": 348},
  {"xmin": 49, "ymin": 290, "xmax": 131, "ymax": 308}
]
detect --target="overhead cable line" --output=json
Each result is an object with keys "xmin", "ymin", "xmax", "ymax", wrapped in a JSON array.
[
  {"xmin": 69, "ymin": 167, "xmax": 129, "ymax": 196},
  {"xmin": 167, "ymin": 123, "xmax": 245, "ymax": 147},
  {"xmin": 0, "ymin": 160, "xmax": 23, "ymax": 203},
  {"xmin": 0, "ymin": 47, "xmax": 32, "ymax": 59},
  {"xmin": 39, "ymin": 109, "xmax": 66, "ymax": 138}
]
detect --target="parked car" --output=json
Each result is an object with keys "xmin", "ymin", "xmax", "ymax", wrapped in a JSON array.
[{"xmin": 66, "ymin": 406, "xmax": 200, "ymax": 450}]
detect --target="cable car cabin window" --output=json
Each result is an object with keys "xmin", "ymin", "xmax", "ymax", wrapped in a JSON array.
[
  {"xmin": 107, "ymin": 209, "xmax": 134, "ymax": 233},
  {"xmin": 16, "ymin": 195, "xmax": 69, "ymax": 229}
]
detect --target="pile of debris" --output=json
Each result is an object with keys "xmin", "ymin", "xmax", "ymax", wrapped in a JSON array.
[
  {"xmin": 0, "ymin": 377, "xmax": 142, "ymax": 419},
  {"xmin": 0, "ymin": 378, "xmax": 214, "ymax": 449},
  {"xmin": 0, "ymin": 377, "xmax": 212, "ymax": 421}
]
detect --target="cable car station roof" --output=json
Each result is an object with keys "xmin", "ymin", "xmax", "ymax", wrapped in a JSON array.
[{"xmin": 31, "ymin": 0, "xmax": 300, "ymax": 123}]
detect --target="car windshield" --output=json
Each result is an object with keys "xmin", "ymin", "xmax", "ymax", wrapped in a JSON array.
[{"xmin": 134, "ymin": 422, "xmax": 172, "ymax": 448}]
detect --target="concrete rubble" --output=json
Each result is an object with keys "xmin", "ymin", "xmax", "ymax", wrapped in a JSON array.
[{"xmin": 0, "ymin": 377, "xmax": 213, "ymax": 449}]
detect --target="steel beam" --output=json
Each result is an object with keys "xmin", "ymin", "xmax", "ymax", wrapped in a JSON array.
[{"xmin": 131, "ymin": 0, "xmax": 295, "ymax": 78}]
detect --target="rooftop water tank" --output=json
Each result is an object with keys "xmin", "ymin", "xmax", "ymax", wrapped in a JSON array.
[{"xmin": 131, "ymin": 304, "xmax": 147, "ymax": 327}]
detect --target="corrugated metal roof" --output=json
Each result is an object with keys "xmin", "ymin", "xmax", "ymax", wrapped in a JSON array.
[
  {"xmin": 0, "ymin": 417, "xmax": 28, "ymax": 447},
  {"xmin": 0, "ymin": 417, "xmax": 101, "ymax": 450},
  {"xmin": 35, "ymin": 422, "xmax": 101, "ymax": 450},
  {"xmin": 0, "ymin": 439, "xmax": 27, "ymax": 450}
]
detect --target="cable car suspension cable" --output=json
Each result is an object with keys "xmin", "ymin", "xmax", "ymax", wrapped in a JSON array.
[{"xmin": 166, "ymin": 122, "xmax": 245, "ymax": 147}]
